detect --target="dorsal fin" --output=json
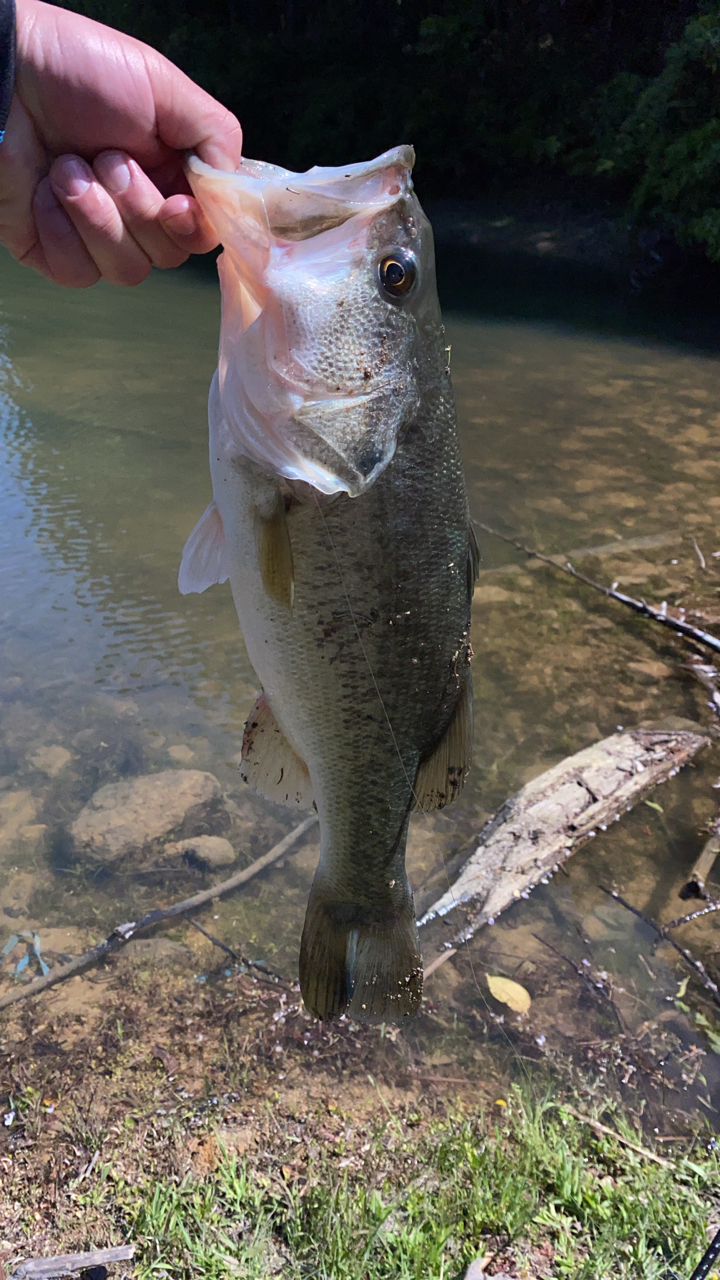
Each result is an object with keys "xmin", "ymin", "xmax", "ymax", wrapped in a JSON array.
[
  {"xmin": 413, "ymin": 674, "xmax": 473, "ymax": 811},
  {"xmin": 178, "ymin": 501, "xmax": 230, "ymax": 595},
  {"xmin": 240, "ymin": 691, "xmax": 313, "ymax": 809}
]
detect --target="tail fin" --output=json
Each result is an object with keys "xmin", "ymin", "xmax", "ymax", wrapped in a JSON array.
[{"xmin": 299, "ymin": 882, "xmax": 422, "ymax": 1023}]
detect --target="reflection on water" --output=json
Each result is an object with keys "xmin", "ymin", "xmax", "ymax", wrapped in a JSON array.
[{"xmin": 1, "ymin": 249, "xmax": 719, "ymax": 1120}]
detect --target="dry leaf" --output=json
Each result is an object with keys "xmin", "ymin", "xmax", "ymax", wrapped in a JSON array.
[{"xmin": 486, "ymin": 974, "xmax": 531, "ymax": 1014}]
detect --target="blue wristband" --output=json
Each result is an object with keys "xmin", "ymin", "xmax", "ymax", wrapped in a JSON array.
[{"xmin": 0, "ymin": 0, "xmax": 15, "ymax": 143}]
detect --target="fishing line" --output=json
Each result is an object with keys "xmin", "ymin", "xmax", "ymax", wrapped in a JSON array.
[{"xmin": 312, "ymin": 493, "xmax": 532, "ymax": 1079}]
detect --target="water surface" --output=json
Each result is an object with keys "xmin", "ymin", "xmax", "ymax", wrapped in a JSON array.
[{"xmin": 1, "ymin": 249, "xmax": 719, "ymax": 1122}]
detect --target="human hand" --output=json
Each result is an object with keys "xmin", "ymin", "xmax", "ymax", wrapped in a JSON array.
[{"xmin": 0, "ymin": 0, "xmax": 242, "ymax": 287}]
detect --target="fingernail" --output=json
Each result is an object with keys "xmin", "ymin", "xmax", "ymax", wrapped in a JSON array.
[
  {"xmin": 34, "ymin": 178, "xmax": 60, "ymax": 213},
  {"xmin": 51, "ymin": 157, "xmax": 92, "ymax": 199},
  {"xmin": 34, "ymin": 179, "xmax": 77, "ymax": 241},
  {"xmin": 209, "ymin": 149, "xmax": 238, "ymax": 173},
  {"xmin": 163, "ymin": 207, "xmax": 197, "ymax": 237},
  {"xmin": 94, "ymin": 152, "xmax": 131, "ymax": 194}
]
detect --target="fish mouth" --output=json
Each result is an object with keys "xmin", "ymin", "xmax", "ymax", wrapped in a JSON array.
[{"xmin": 186, "ymin": 145, "xmax": 415, "ymax": 244}]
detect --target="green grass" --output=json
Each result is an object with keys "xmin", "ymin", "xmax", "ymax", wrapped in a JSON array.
[{"xmin": 107, "ymin": 1091, "xmax": 720, "ymax": 1280}]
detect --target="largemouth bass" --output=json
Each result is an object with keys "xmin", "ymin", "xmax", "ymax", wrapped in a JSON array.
[{"xmin": 181, "ymin": 146, "xmax": 477, "ymax": 1022}]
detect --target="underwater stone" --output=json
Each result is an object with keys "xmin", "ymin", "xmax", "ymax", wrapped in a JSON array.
[
  {"xmin": 28, "ymin": 744, "xmax": 73, "ymax": 777},
  {"xmin": 0, "ymin": 789, "xmax": 41, "ymax": 860},
  {"xmin": 70, "ymin": 769, "xmax": 222, "ymax": 866},
  {"xmin": 163, "ymin": 834, "xmax": 236, "ymax": 869}
]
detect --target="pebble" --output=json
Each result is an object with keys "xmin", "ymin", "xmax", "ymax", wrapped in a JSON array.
[{"xmin": 163, "ymin": 834, "xmax": 236, "ymax": 869}]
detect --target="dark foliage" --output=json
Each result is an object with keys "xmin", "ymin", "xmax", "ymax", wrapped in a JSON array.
[{"xmin": 58, "ymin": 0, "xmax": 720, "ymax": 251}]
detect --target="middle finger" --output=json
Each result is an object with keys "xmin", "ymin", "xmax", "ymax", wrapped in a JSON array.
[
  {"xmin": 50, "ymin": 155, "xmax": 153, "ymax": 287},
  {"xmin": 92, "ymin": 151, "xmax": 196, "ymax": 268}
]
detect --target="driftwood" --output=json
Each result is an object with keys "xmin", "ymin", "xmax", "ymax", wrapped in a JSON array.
[
  {"xmin": 476, "ymin": 522, "xmax": 720, "ymax": 656},
  {"xmin": 9, "ymin": 1246, "xmax": 134, "ymax": 1279},
  {"xmin": 419, "ymin": 723, "xmax": 710, "ymax": 941},
  {"xmin": 0, "ymin": 816, "xmax": 317, "ymax": 1011}
]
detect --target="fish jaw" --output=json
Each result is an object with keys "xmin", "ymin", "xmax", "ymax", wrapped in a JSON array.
[{"xmin": 186, "ymin": 147, "xmax": 437, "ymax": 496}]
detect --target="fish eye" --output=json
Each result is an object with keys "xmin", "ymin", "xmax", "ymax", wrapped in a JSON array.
[{"xmin": 378, "ymin": 250, "xmax": 417, "ymax": 300}]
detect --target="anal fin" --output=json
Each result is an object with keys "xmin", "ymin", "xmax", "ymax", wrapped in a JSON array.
[
  {"xmin": 413, "ymin": 674, "xmax": 473, "ymax": 811},
  {"xmin": 240, "ymin": 691, "xmax": 313, "ymax": 810}
]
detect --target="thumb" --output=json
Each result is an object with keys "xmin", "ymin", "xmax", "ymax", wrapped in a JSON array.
[{"xmin": 146, "ymin": 49, "xmax": 242, "ymax": 173}]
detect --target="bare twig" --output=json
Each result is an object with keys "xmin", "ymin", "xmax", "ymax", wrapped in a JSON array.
[
  {"xmin": 183, "ymin": 911, "xmax": 241, "ymax": 962},
  {"xmin": 665, "ymin": 900, "xmax": 720, "ymax": 931},
  {"xmin": 0, "ymin": 816, "xmax": 317, "ymax": 1011},
  {"xmin": 533, "ymin": 933, "xmax": 624, "ymax": 1031},
  {"xmin": 9, "ymin": 1246, "xmax": 134, "ymax": 1279},
  {"xmin": 182, "ymin": 912, "xmax": 294, "ymax": 989},
  {"xmin": 476, "ymin": 522, "xmax": 720, "ymax": 655},
  {"xmin": 692, "ymin": 537, "xmax": 707, "ymax": 571},
  {"xmin": 532, "ymin": 932, "xmax": 585, "ymax": 979},
  {"xmin": 599, "ymin": 886, "xmax": 720, "ymax": 1006},
  {"xmin": 423, "ymin": 948, "xmax": 457, "ymax": 979},
  {"xmin": 561, "ymin": 1106, "xmax": 674, "ymax": 1169},
  {"xmin": 679, "ymin": 828, "xmax": 720, "ymax": 901},
  {"xmin": 681, "ymin": 661, "xmax": 720, "ymax": 724}
]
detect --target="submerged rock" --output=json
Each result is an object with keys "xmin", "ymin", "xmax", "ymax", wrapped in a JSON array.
[
  {"xmin": 0, "ymin": 789, "xmax": 45, "ymax": 861},
  {"xmin": 28, "ymin": 744, "xmax": 73, "ymax": 777},
  {"xmin": 116, "ymin": 937, "xmax": 192, "ymax": 971},
  {"xmin": 163, "ymin": 834, "xmax": 236, "ymax": 870},
  {"xmin": 69, "ymin": 769, "xmax": 222, "ymax": 866}
]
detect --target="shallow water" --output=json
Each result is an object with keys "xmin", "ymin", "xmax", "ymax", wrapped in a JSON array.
[{"xmin": 1, "ymin": 248, "xmax": 719, "ymax": 1122}]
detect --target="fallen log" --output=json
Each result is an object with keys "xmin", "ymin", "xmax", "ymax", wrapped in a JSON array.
[{"xmin": 419, "ymin": 721, "xmax": 711, "ymax": 942}]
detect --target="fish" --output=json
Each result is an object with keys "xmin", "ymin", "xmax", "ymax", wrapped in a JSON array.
[{"xmin": 180, "ymin": 145, "xmax": 477, "ymax": 1022}]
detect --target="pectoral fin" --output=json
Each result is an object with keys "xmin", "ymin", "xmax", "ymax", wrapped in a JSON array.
[
  {"xmin": 254, "ymin": 498, "xmax": 295, "ymax": 609},
  {"xmin": 240, "ymin": 691, "xmax": 313, "ymax": 809},
  {"xmin": 178, "ymin": 501, "xmax": 230, "ymax": 595},
  {"xmin": 413, "ymin": 675, "xmax": 473, "ymax": 811}
]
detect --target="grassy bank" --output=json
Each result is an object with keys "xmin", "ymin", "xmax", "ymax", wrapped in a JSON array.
[
  {"xmin": 6, "ymin": 1089, "xmax": 719, "ymax": 1279},
  {"xmin": 130, "ymin": 1095, "xmax": 720, "ymax": 1279},
  {"xmin": 2, "ymin": 946, "xmax": 719, "ymax": 1278}
]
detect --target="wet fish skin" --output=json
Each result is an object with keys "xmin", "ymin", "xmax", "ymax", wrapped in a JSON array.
[{"xmin": 181, "ymin": 148, "xmax": 475, "ymax": 1021}]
